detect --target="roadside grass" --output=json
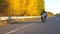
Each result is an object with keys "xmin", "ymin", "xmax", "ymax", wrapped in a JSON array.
[{"xmin": 0, "ymin": 18, "xmax": 40, "ymax": 26}]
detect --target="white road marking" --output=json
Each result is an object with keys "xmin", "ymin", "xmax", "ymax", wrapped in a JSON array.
[{"xmin": 5, "ymin": 23, "xmax": 34, "ymax": 34}]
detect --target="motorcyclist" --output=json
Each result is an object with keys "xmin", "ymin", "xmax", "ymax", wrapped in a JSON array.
[{"xmin": 41, "ymin": 9, "xmax": 47, "ymax": 22}]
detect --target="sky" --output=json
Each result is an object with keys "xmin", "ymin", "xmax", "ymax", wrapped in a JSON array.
[{"xmin": 44, "ymin": 0, "xmax": 60, "ymax": 15}]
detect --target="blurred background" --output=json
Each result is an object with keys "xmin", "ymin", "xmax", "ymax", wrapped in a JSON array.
[{"xmin": 0, "ymin": 0, "xmax": 60, "ymax": 26}]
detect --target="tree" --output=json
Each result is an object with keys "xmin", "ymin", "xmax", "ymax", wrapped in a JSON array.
[
  {"xmin": 0, "ymin": 0, "xmax": 44, "ymax": 16},
  {"xmin": 24, "ymin": 0, "xmax": 44, "ymax": 16},
  {"xmin": 47, "ymin": 12, "xmax": 54, "ymax": 16},
  {"xmin": 55, "ymin": 13, "xmax": 60, "ymax": 16}
]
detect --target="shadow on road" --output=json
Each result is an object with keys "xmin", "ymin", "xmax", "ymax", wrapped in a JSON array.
[
  {"xmin": 8, "ymin": 21, "xmax": 35, "ymax": 24},
  {"xmin": 7, "ymin": 20, "xmax": 43, "ymax": 24}
]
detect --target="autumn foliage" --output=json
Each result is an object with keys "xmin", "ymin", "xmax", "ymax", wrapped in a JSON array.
[
  {"xmin": 0, "ymin": 0, "xmax": 44, "ymax": 16},
  {"xmin": 47, "ymin": 12, "xmax": 53, "ymax": 16}
]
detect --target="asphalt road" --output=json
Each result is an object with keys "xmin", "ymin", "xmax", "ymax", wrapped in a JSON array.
[{"xmin": 0, "ymin": 16, "xmax": 60, "ymax": 34}]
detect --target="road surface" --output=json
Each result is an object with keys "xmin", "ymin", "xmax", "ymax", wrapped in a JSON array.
[{"xmin": 0, "ymin": 16, "xmax": 60, "ymax": 34}]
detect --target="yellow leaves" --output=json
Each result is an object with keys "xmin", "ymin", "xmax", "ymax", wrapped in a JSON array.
[
  {"xmin": 7, "ymin": 0, "xmax": 21, "ymax": 15},
  {"xmin": 25, "ymin": 0, "xmax": 44, "ymax": 16},
  {"xmin": 9, "ymin": 0, "xmax": 20, "ymax": 9},
  {"xmin": 37, "ymin": 0, "xmax": 44, "ymax": 14},
  {"xmin": 4, "ymin": 0, "xmax": 26, "ymax": 16},
  {"xmin": 24, "ymin": 11, "xmax": 39, "ymax": 16},
  {"xmin": 0, "ymin": 0, "xmax": 44, "ymax": 16}
]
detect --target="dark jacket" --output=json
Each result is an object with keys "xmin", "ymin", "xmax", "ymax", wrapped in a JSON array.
[{"xmin": 41, "ymin": 10, "xmax": 47, "ymax": 17}]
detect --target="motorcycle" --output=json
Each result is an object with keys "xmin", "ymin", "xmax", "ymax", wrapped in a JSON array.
[{"xmin": 41, "ymin": 15, "xmax": 46, "ymax": 23}]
